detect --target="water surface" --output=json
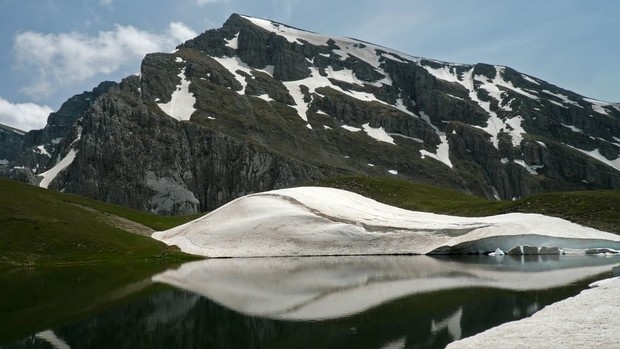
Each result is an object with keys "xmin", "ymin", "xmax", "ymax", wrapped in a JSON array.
[{"xmin": 2, "ymin": 255, "xmax": 619, "ymax": 349}]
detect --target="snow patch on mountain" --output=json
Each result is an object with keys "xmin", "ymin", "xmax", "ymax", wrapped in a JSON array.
[
  {"xmin": 157, "ymin": 68, "xmax": 196, "ymax": 121},
  {"xmin": 584, "ymin": 98, "xmax": 612, "ymax": 115},
  {"xmin": 521, "ymin": 74, "xmax": 540, "ymax": 85},
  {"xmin": 421, "ymin": 65, "xmax": 532, "ymax": 148},
  {"xmin": 324, "ymin": 66, "xmax": 364, "ymax": 86},
  {"xmin": 561, "ymin": 123, "xmax": 583, "ymax": 133},
  {"xmin": 282, "ymin": 81, "xmax": 310, "ymax": 122},
  {"xmin": 38, "ymin": 126, "xmax": 83, "ymax": 189},
  {"xmin": 254, "ymin": 93, "xmax": 274, "ymax": 102},
  {"xmin": 482, "ymin": 66, "xmax": 539, "ymax": 100},
  {"xmin": 389, "ymin": 133, "xmax": 424, "ymax": 143},
  {"xmin": 341, "ymin": 125, "xmax": 361, "ymax": 132},
  {"xmin": 542, "ymin": 90, "xmax": 582, "ymax": 108},
  {"xmin": 281, "ymin": 66, "xmax": 392, "ymax": 123},
  {"xmin": 39, "ymin": 149, "xmax": 78, "ymax": 189},
  {"xmin": 504, "ymin": 115, "xmax": 525, "ymax": 147},
  {"xmin": 568, "ymin": 145, "xmax": 620, "ymax": 171},
  {"xmin": 381, "ymin": 52, "xmax": 408, "ymax": 64},
  {"xmin": 419, "ymin": 112, "xmax": 452, "ymax": 168},
  {"xmin": 152, "ymin": 187, "xmax": 620, "ymax": 258},
  {"xmin": 422, "ymin": 65, "xmax": 462, "ymax": 84},
  {"xmin": 35, "ymin": 145, "xmax": 51, "ymax": 157},
  {"xmin": 513, "ymin": 159, "xmax": 543, "ymax": 175},
  {"xmin": 362, "ymin": 123, "xmax": 395, "ymax": 144},
  {"xmin": 242, "ymin": 15, "xmax": 330, "ymax": 46},
  {"xmin": 225, "ymin": 32, "xmax": 239, "ymax": 49}
]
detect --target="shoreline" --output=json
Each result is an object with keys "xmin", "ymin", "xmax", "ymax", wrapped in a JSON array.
[{"xmin": 447, "ymin": 276, "xmax": 620, "ymax": 348}]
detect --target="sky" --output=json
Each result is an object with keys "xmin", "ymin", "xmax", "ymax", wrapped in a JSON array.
[{"xmin": 0, "ymin": 0, "xmax": 618, "ymax": 131}]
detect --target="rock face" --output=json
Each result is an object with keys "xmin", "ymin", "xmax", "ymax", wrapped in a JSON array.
[
  {"xmin": 1, "ymin": 14, "xmax": 619, "ymax": 214},
  {"xmin": 0, "ymin": 124, "xmax": 24, "ymax": 164},
  {"xmin": 58, "ymin": 81, "xmax": 331, "ymax": 214}
]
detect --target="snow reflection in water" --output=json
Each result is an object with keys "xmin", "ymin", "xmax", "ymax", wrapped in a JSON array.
[
  {"xmin": 153, "ymin": 254, "xmax": 620, "ymax": 321},
  {"xmin": 6, "ymin": 255, "xmax": 620, "ymax": 349}
]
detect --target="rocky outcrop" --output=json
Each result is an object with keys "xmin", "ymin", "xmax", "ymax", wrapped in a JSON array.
[{"xmin": 0, "ymin": 124, "xmax": 24, "ymax": 163}]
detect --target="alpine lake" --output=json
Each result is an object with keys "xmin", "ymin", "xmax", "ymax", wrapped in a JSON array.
[{"xmin": 1, "ymin": 254, "xmax": 619, "ymax": 349}]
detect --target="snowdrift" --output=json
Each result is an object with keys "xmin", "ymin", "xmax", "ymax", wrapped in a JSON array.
[
  {"xmin": 152, "ymin": 187, "xmax": 620, "ymax": 257},
  {"xmin": 447, "ymin": 275, "xmax": 620, "ymax": 348}
]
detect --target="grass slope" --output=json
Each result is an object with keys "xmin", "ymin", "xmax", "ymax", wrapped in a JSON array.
[
  {"xmin": 0, "ymin": 177, "xmax": 198, "ymax": 266},
  {"xmin": 316, "ymin": 176, "xmax": 619, "ymax": 234},
  {"xmin": 1, "ymin": 175, "xmax": 617, "ymax": 266}
]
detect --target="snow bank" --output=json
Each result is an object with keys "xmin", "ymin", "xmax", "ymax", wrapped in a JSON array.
[
  {"xmin": 152, "ymin": 187, "xmax": 620, "ymax": 257},
  {"xmin": 38, "ymin": 126, "xmax": 83, "ymax": 189},
  {"xmin": 447, "ymin": 276, "xmax": 620, "ymax": 349},
  {"xmin": 152, "ymin": 255, "xmax": 620, "ymax": 321},
  {"xmin": 38, "ymin": 149, "xmax": 78, "ymax": 189},
  {"xmin": 157, "ymin": 68, "xmax": 196, "ymax": 121}
]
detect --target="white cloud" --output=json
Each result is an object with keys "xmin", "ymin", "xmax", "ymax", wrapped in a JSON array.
[
  {"xmin": 0, "ymin": 97, "xmax": 52, "ymax": 131},
  {"xmin": 13, "ymin": 22, "xmax": 198, "ymax": 98},
  {"xmin": 272, "ymin": 0, "xmax": 298, "ymax": 21},
  {"xmin": 169, "ymin": 22, "xmax": 200, "ymax": 44},
  {"xmin": 196, "ymin": 0, "xmax": 224, "ymax": 6}
]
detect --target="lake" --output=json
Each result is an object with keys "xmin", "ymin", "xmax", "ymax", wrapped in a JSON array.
[{"xmin": 1, "ymin": 255, "xmax": 619, "ymax": 349}]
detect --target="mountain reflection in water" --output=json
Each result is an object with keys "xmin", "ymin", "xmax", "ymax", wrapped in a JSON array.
[{"xmin": 3, "ymin": 255, "xmax": 619, "ymax": 349}]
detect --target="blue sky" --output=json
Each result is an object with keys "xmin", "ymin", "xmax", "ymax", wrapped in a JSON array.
[{"xmin": 0, "ymin": 0, "xmax": 618, "ymax": 130}]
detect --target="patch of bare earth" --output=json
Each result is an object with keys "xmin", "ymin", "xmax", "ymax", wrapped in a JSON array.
[{"xmin": 71, "ymin": 203, "xmax": 155, "ymax": 237}]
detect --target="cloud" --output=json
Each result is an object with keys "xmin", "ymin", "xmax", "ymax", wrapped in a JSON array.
[
  {"xmin": 13, "ymin": 22, "xmax": 198, "ymax": 99},
  {"xmin": 196, "ymin": 0, "xmax": 224, "ymax": 6},
  {"xmin": 0, "ymin": 97, "xmax": 53, "ymax": 131},
  {"xmin": 169, "ymin": 22, "xmax": 200, "ymax": 44},
  {"xmin": 272, "ymin": 0, "xmax": 298, "ymax": 21}
]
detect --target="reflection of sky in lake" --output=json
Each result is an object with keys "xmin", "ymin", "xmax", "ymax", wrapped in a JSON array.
[{"xmin": 4, "ymin": 255, "xmax": 619, "ymax": 349}]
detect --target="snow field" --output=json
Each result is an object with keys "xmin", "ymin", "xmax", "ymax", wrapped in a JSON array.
[
  {"xmin": 152, "ymin": 186, "xmax": 620, "ymax": 258},
  {"xmin": 447, "ymin": 276, "xmax": 620, "ymax": 349}
]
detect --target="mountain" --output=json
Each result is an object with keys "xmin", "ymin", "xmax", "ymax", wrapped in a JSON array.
[
  {"xmin": 1, "ymin": 81, "xmax": 116, "ymax": 183},
  {"xmin": 1, "ymin": 14, "xmax": 619, "ymax": 214}
]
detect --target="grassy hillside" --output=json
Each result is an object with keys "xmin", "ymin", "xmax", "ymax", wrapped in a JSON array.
[
  {"xmin": 0, "ymin": 177, "xmax": 200, "ymax": 266},
  {"xmin": 1, "ymin": 175, "xmax": 617, "ymax": 266},
  {"xmin": 316, "ymin": 176, "xmax": 620, "ymax": 234},
  {"xmin": 507, "ymin": 190, "xmax": 620, "ymax": 234}
]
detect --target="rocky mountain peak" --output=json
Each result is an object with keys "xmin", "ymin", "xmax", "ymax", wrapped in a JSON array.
[{"xmin": 1, "ymin": 14, "xmax": 618, "ymax": 214}]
